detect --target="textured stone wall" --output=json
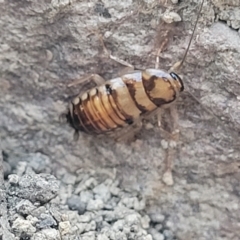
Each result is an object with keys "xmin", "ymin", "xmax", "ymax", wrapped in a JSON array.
[{"xmin": 1, "ymin": 0, "xmax": 240, "ymax": 239}]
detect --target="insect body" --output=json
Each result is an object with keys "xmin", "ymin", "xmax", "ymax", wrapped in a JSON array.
[
  {"xmin": 66, "ymin": 69, "xmax": 183, "ymax": 135},
  {"xmin": 64, "ymin": 0, "xmax": 204, "ymax": 185},
  {"xmin": 65, "ymin": 0, "xmax": 205, "ymax": 138}
]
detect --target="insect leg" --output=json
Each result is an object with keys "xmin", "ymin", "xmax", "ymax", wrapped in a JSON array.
[
  {"xmin": 102, "ymin": 40, "xmax": 135, "ymax": 72},
  {"xmin": 67, "ymin": 74, "xmax": 106, "ymax": 87},
  {"xmin": 87, "ymin": 28, "xmax": 135, "ymax": 71},
  {"xmin": 115, "ymin": 120, "xmax": 142, "ymax": 142},
  {"xmin": 155, "ymin": 37, "xmax": 169, "ymax": 69},
  {"xmin": 157, "ymin": 105, "xmax": 179, "ymax": 186},
  {"xmin": 109, "ymin": 55, "xmax": 134, "ymax": 69}
]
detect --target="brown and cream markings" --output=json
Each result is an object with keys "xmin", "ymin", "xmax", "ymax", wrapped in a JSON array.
[{"xmin": 66, "ymin": 69, "xmax": 184, "ymax": 135}]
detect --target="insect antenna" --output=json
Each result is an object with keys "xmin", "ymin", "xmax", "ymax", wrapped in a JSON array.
[
  {"xmin": 171, "ymin": 0, "xmax": 205, "ymax": 72},
  {"xmin": 173, "ymin": 0, "xmax": 238, "ymax": 145}
]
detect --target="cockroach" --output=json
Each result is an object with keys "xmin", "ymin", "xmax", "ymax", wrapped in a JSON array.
[
  {"xmin": 63, "ymin": 0, "xmax": 205, "ymax": 184},
  {"xmin": 65, "ymin": 0, "xmax": 204, "ymax": 137}
]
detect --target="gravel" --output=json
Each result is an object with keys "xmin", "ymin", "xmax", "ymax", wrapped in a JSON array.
[{"xmin": 3, "ymin": 155, "xmax": 157, "ymax": 239}]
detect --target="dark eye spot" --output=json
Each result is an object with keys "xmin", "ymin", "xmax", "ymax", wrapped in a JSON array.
[
  {"xmin": 170, "ymin": 72, "xmax": 184, "ymax": 92},
  {"xmin": 170, "ymin": 72, "xmax": 179, "ymax": 81}
]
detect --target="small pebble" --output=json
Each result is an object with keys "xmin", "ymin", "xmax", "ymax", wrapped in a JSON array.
[
  {"xmin": 102, "ymin": 211, "xmax": 116, "ymax": 222},
  {"xmin": 8, "ymin": 174, "xmax": 19, "ymax": 184},
  {"xmin": 87, "ymin": 199, "xmax": 104, "ymax": 211},
  {"xmin": 36, "ymin": 213, "xmax": 57, "ymax": 229},
  {"xmin": 81, "ymin": 231, "xmax": 96, "ymax": 240},
  {"xmin": 165, "ymin": 221, "xmax": 174, "ymax": 229},
  {"xmin": 31, "ymin": 229, "xmax": 61, "ymax": 240},
  {"xmin": 163, "ymin": 229, "xmax": 175, "ymax": 239},
  {"xmin": 121, "ymin": 197, "xmax": 135, "ymax": 209},
  {"xmin": 93, "ymin": 183, "xmax": 111, "ymax": 202},
  {"xmin": 103, "ymin": 196, "xmax": 118, "ymax": 210},
  {"xmin": 162, "ymin": 11, "xmax": 181, "ymax": 24},
  {"xmin": 80, "ymin": 190, "xmax": 94, "ymax": 203},
  {"xmin": 112, "ymin": 219, "xmax": 124, "ymax": 231},
  {"xmin": 155, "ymin": 224, "xmax": 163, "ymax": 231},
  {"xmin": 26, "ymin": 215, "xmax": 39, "ymax": 225},
  {"xmin": 45, "ymin": 49, "xmax": 53, "ymax": 61},
  {"xmin": 161, "ymin": 139, "xmax": 168, "ymax": 149},
  {"xmin": 12, "ymin": 217, "xmax": 36, "ymax": 234},
  {"xmin": 134, "ymin": 198, "xmax": 146, "ymax": 211},
  {"xmin": 110, "ymin": 186, "xmax": 120, "ymax": 196},
  {"xmin": 67, "ymin": 195, "xmax": 86, "ymax": 214},
  {"xmin": 145, "ymin": 122, "xmax": 154, "ymax": 130},
  {"xmin": 85, "ymin": 220, "xmax": 96, "ymax": 232},
  {"xmin": 76, "ymin": 222, "xmax": 86, "ymax": 234},
  {"xmin": 27, "ymin": 153, "xmax": 50, "ymax": 173},
  {"xmin": 162, "ymin": 170, "xmax": 174, "ymax": 186},
  {"xmin": 97, "ymin": 234, "xmax": 110, "ymax": 240},
  {"xmin": 16, "ymin": 161, "xmax": 27, "ymax": 177},
  {"xmin": 85, "ymin": 177, "xmax": 98, "ymax": 188},
  {"xmin": 125, "ymin": 213, "xmax": 140, "ymax": 225},
  {"xmin": 17, "ymin": 173, "xmax": 60, "ymax": 203},
  {"xmin": 141, "ymin": 215, "xmax": 150, "ymax": 229},
  {"xmin": 59, "ymin": 221, "xmax": 71, "ymax": 235},
  {"xmin": 78, "ymin": 212, "xmax": 93, "ymax": 223},
  {"xmin": 145, "ymin": 235, "xmax": 153, "ymax": 240},
  {"xmin": 149, "ymin": 213, "xmax": 165, "ymax": 223},
  {"xmin": 49, "ymin": 206, "xmax": 63, "ymax": 222},
  {"xmin": 16, "ymin": 199, "xmax": 35, "ymax": 215},
  {"xmin": 31, "ymin": 206, "xmax": 47, "ymax": 217},
  {"xmin": 148, "ymin": 228, "xmax": 164, "ymax": 240},
  {"xmin": 62, "ymin": 172, "xmax": 76, "ymax": 185}
]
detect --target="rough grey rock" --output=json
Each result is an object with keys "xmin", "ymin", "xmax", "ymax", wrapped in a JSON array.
[
  {"xmin": 12, "ymin": 216, "xmax": 36, "ymax": 235},
  {"xmin": 93, "ymin": 183, "xmax": 111, "ymax": 202},
  {"xmin": 31, "ymin": 206, "xmax": 47, "ymax": 218},
  {"xmin": 31, "ymin": 229, "xmax": 61, "ymax": 240},
  {"xmin": 148, "ymin": 228, "xmax": 164, "ymax": 240},
  {"xmin": 8, "ymin": 174, "xmax": 19, "ymax": 185},
  {"xmin": 67, "ymin": 194, "xmax": 86, "ymax": 214},
  {"xmin": 15, "ymin": 199, "xmax": 36, "ymax": 215},
  {"xmin": 0, "ymin": 150, "xmax": 15, "ymax": 240},
  {"xmin": 163, "ymin": 229, "xmax": 175, "ymax": 240},
  {"xmin": 79, "ymin": 190, "xmax": 94, "ymax": 204},
  {"xmin": 149, "ymin": 213, "xmax": 165, "ymax": 223},
  {"xmin": 86, "ymin": 198, "xmax": 104, "ymax": 211},
  {"xmin": 8, "ymin": 173, "xmax": 60, "ymax": 203},
  {"xmin": 62, "ymin": 172, "xmax": 77, "ymax": 185},
  {"xmin": 36, "ymin": 213, "xmax": 57, "ymax": 229},
  {"xmin": 27, "ymin": 153, "xmax": 51, "ymax": 174},
  {"xmin": 1, "ymin": 0, "xmax": 240, "ymax": 239}
]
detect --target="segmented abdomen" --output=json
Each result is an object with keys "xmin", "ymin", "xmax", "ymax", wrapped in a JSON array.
[{"xmin": 68, "ymin": 70, "xmax": 178, "ymax": 134}]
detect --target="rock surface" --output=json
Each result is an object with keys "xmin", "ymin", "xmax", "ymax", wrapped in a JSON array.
[{"xmin": 1, "ymin": 0, "xmax": 240, "ymax": 239}]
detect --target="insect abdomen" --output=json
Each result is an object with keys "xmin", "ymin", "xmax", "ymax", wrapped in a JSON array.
[{"xmin": 69, "ymin": 76, "xmax": 143, "ymax": 134}]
